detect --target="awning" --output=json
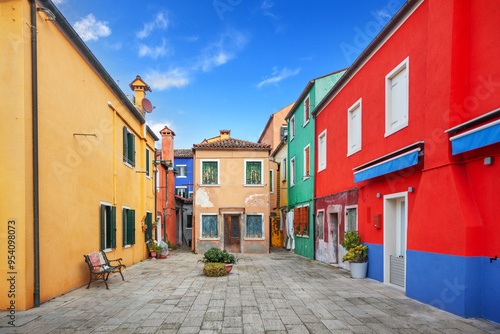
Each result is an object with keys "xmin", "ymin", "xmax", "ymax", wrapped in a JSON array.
[
  {"xmin": 449, "ymin": 119, "xmax": 500, "ymax": 155},
  {"xmin": 353, "ymin": 148, "xmax": 421, "ymax": 183}
]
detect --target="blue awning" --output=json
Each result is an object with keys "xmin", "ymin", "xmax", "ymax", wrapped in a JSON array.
[
  {"xmin": 449, "ymin": 120, "xmax": 500, "ymax": 155},
  {"xmin": 354, "ymin": 149, "xmax": 420, "ymax": 183}
]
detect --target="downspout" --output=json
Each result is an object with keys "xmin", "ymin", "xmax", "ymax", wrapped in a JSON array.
[
  {"xmin": 30, "ymin": 0, "xmax": 40, "ymax": 307},
  {"xmin": 164, "ymin": 167, "xmax": 168, "ymax": 241},
  {"xmin": 154, "ymin": 153, "xmax": 157, "ymax": 240}
]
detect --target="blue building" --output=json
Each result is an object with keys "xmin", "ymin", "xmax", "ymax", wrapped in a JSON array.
[{"xmin": 174, "ymin": 149, "xmax": 194, "ymax": 198}]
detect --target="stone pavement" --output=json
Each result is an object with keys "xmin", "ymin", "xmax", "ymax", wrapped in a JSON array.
[{"xmin": 1, "ymin": 247, "xmax": 499, "ymax": 334}]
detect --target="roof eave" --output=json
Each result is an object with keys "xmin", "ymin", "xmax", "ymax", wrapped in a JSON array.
[
  {"xmin": 312, "ymin": 0, "xmax": 420, "ymax": 118},
  {"xmin": 38, "ymin": 0, "xmax": 145, "ymax": 125}
]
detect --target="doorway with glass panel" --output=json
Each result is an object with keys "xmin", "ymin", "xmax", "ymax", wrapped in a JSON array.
[{"xmin": 384, "ymin": 193, "xmax": 408, "ymax": 289}]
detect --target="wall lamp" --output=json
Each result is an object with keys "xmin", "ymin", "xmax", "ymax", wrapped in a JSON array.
[{"xmin": 37, "ymin": 7, "xmax": 56, "ymax": 21}]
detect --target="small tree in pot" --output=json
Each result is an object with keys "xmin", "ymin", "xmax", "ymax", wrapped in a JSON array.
[
  {"xmin": 201, "ymin": 248, "xmax": 237, "ymax": 276},
  {"xmin": 341, "ymin": 231, "xmax": 368, "ymax": 279}
]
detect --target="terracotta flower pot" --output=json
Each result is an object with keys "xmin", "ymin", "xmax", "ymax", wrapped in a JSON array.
[
  {"xmin": 225, "ymin": 263, "xmax": 233, "ymax": 274},
  {"xmin": 150, "ymin": 250, "xmax": 157, "ymax": 259}
]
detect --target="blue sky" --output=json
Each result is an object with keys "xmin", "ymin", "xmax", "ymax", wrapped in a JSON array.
[{"xmin": 53, "ymin": 0, "xmax": 405, "ymax": 148}]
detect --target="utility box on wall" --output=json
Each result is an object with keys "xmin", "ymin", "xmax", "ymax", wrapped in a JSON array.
[{"xmin": 374, "ymin": 214, "xmax": 382, "ymax": 229}]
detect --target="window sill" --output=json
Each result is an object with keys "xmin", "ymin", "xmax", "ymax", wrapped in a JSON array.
[
  {"xmin": 385, "ymin": 123, "xmax": 408, "ymax": 137},
  {"xmin": 200, "ymin": 238, "xmax": 220, "ymax": 241},
  {"xmin": 290, "ymin": 136, "xmax": 295, "ymax": 143},
  {"xmin": 244, "ymin": 237, "xmax": 265, "ymax": 241},
  {"xmin": 146, "ymin": 175, "xmax": 151, "ymax": 180},
  {"xmin": 102, "ymin": 248, "xmax": 113, "ymax": 253},
  {"xmin": 303, "ymin": 120, "xmax": 310, "ymax": 128},
  {"xmin": 302, "ymin": 176, "xmax": 311, "ymax": 181},
  {"xmin": 244, "ymin": 184, "xmax": 264, "ymax": 187},
  {"xmin": 185, "ymin": 227, "xmax": 192, "ymax": 230},
  {"xmin": 347, "ymin": 148, "xmax": 361, "ymax": 157},
  {"xmin": 295, "ymin": 235, "xmax": 310, "ymax": 238},
  {"xmin": 177, "ymin": 176, "xmax": 187, "ymax": 178},
  {"xmin": 318, "ymin": 166, "xmax": 326, "ymax": 173},
  {"xmin": 123, "ymin": 245, "xmax": 131, "ymax": 249},
  {"xmin": 200, "ymin": 184, "xmax": 220, "ymax": 187},
  {"xmin": 123, "ymin": 162, "xmax": 134, "ymax": 169},
  {"xmin": 290, "ymin": 183, "xmax": 295, "ymax": 188}
]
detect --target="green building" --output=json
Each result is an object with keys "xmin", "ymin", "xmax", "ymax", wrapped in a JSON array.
[{"xmin": 285, "ymin": 69, "xmax": 346, "ymax": 259}]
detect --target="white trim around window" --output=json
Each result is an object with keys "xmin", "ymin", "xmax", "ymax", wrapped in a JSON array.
[
  {"xmin": 316, "ymin": 209, "xmax": 325, "ymax": 240},
  {"xmin": 303, "ymin": 94, "xmax": 310, "ymax": 127},
  {"xmin": 244, "ymin": 213, "xmax": 265, "ymax": 240},
  {"xmin": 303, "ymin": 144, "xmax": 311, "ymax": 180},
  {"xmin": 290, "ymin": 156, "xmax": 296, "ymax": 187},
  {"xmin": 385, "ymin": 57, "xmax": 409, "ymax": 137},
  {"xmin": 176, "ymin": 164, "xmax": 187, "ymax": 178},
  {"xmin": 200, "ymin": 159, "xmax": 220, "ymax": 186},
  {"xmin": 345, "ymin": 205, "xmax": 359, "ymax": 232},
  {"xmin": 318, "ymin": 129, "xmax": 327, "ymax": 172},
  {"xmin": 200, "ymin": 213, "xmax": 220, "ymax": 240},
  {"xmin": 290, "ymin": 116, "xmax": 295, "ymax": 141},
  {"xmin": 347, "ymin": 98, "xmax": 362, "ymax": 156},
  {"xmin": 244, "ymin": 159, "xmax": 264, "ymax": 186},
  {"xmin": 175, "ymin": 186, "xmax": 188, "ymax": 198}
]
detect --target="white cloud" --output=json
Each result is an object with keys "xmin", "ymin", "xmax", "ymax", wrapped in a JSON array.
[
  {"xmin": 74, "ymin": 14, "xmax": 111, "ymax": 42},
  {"xmin": 195, "ymin": 29, "xmax": 248, "ymax": 72},
  {"xmin": 261, "ymin": 0, "xmax": 278, "ymax": 20},
  {"xmin": 147, "ymin": 120, "xmax": 175, "ymax": 148},
  {"xmin": 257, "ymin": 67, "xmax": 301, "ymax": 88},
  {"xmin": 136, "ymin": 12, "xmax": 169, "ymax": 39},
  {"xmin": 138, "ymin": 38, "xmax": 169, "ymax": 59},
  {"xmin": 145, "ymin": 69, "xmax": 189, "ymax": 91}
]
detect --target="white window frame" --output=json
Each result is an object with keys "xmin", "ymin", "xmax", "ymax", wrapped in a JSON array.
[
  {"xmin": 345, "ymin": 205, "xmax": 358, "ymax": 232},
  {"xmin": 290, "ymin": 116, "xmax": 295, "ymax": 141},
  {"xmin": 200, "ymin": 213, "xmax": 220, "ymax": 240},
  {"xmin": 290, "ymin": 157, "xmax": 296, "ymax": 187},
  {"xmin": 347, "ymin": 98, "xmax": 362, "ymax": 156},
  {"xmin": 303, "ymin": 95, "xmax": 310, "ymax": 127},
  {"xmin": 318, "ymin": 129, "xmax": 327, "ymax": 172},
  {"xmin": 303, "ymin": 144, "xmax": 311, "ymax": 180},
  {"xmin": 385, "ymin": 57, "xmax": 409, "ymax": 137},
  {"xmin": 145, "ymin": 148, "xmax": 151, "ymax": 179},
  {"xmin": 295, "ymin": 203, "xmax": 310, "ymax": 238},
  {"xmin": 282, "ymin": 158, "xmax": 287, "ymax": 181},
  {"xmin": 269, "ymin": 169, "xmax": 274, "ymax": 193},
  {"xmin": 244, "ymin": 213, "xmax": 265, "ymax": 240},
  {"xmin": 244, "ymin": 159, "xmax": 264, "ymax": 186},
  {"xmin": 188, "ymin": 191, "xmax": 193, "ymax": 198},
  {"xmin": 200, "ymin": 159, "xmax": 220, "ymax": 186},
  {"xmin": 176, "ymin": 164, "xmax": 187, "ymax": 178},
  {"xmin": 100, "ymin": 201, "xmax": 113, "ymax": 253},
  {"xmin": 176, "ymin": 186, "xmax": 188, "ymax": 198},
  {"xmin": 186, "ymin": 214, "xmax": 193, "ymax": 229},
  {"xmin": 316, "ymin": 209, "xmax": 325, "ymax": 240}
]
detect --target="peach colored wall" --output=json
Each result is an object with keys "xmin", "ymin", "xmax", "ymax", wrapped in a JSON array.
[{"xmin": 193, "ymin": 149, "xmax": 270, "ymax": 253}]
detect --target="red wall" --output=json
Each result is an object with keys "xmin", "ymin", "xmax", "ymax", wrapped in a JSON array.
[{"xmin": 315, "ymin": 0, "xmax": 500, "ymax": 258}]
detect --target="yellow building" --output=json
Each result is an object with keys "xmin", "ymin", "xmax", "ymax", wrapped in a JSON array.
[
  {"xmin": 270, "ymin": 137, "xmax": 288, "ymax": 247},
  {"xmin": 0, "ymin": 0, "xmax": 158, "ymax": 310},
  {"xmin": 192, "ymin": 130, "xmax": 271, "ymax": 254}
]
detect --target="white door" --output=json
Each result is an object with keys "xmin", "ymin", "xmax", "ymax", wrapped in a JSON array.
[{"xmin": 384, "ymin": 193, "xmax": 408, "ymax": 289}]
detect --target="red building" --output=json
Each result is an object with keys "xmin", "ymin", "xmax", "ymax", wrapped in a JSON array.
[
  {"xmin": 156, "ymin": 127, "xmax": 177, "ymax": 245},
  {"xmin": 313, "ymin": 0, "xmax": 499, "ymax": 322}
]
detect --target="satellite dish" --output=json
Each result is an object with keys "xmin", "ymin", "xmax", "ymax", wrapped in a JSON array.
[{"xmin": 142, "ymin": 98, "xmax": 153, "ymax": 113}]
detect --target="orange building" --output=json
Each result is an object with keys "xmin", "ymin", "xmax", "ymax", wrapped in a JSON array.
[{"xmin": 192, "ymin": 131, "xmax": 271, "ymax": 254}]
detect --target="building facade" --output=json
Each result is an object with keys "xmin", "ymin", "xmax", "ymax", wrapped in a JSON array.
[
  {"xmin": 0, "ymin": 0, "xmax": 157, "ymax": 310},
  {"xmin": 313, "ymin": 0, "xmax": 500, "ymax": 323},
  {"xmin": 285, "ymin": 70, "xmax": 346, "ymax": 259},
  {"xmin": 192, "ymin": 130, "xmax": 271, "ymax": 254},
  {"xmin": 270, "ymin": 137, "xmax": 288, "ymax": 248},
  {"xmin": 174, "ymin": 149, "xmax": 194, "ymax": 199}
]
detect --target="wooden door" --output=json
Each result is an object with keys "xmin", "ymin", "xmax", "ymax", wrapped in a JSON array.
[{"xmin": 225, "ymin": 215, "xmax": 240, "ymax": 253}]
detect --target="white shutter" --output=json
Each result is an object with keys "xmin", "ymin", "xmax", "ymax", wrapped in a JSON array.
[{"xmin": 390, "ymin": 68, "xmax": 408, "ymax": 128}]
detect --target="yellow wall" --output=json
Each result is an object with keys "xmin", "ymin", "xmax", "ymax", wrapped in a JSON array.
[
  {"xmin": 193, "ymin": 149, "xmax": 270, "ymax": 254},
  {"xmin": 0, "ymin": 0, "xmax": 156, "ymax": 310}
]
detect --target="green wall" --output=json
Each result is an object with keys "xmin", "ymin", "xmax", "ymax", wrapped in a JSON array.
[{"xmin": 287, "ymin": 70, "xmax": 345, "ymax": 259}]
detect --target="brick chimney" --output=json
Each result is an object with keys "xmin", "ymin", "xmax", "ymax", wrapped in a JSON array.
[
  {"xmin": 220, "ymin": 130, "xmax": 230, "ymax": 140},
  {"xmin": 129, "ymin": 75, "xmax": 152, "ymax": 109},
  {"xmin": 160, "ymin": 126, "xmax": 175, "ymax": 163}
]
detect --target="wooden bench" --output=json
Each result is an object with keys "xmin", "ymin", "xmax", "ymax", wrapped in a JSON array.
[{"xmin": 83, "ymin": 251, "xmax": 125, "ymax": 289}]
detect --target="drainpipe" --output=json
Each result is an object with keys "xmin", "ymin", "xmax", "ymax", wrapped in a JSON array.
[
  {"xmin": 154, "ymin": 154, "xmax": 157, "ymax": 240},
  {"xmin": 29, "ymin": 0, "xmax": 40, "ymax": 307}
]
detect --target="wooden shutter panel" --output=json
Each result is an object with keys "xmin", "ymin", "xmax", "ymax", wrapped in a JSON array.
[
  {"xmin": 129, "ymin": 133, "xmax": 135, "ymax": 166},
  {"xmin": 145, "ymin": 213, "xmax": 152, "ymax": 241},
  {"xmin": 128, "ymin": 209, "xmax": 135, "ymax": 245},
  {"xmin": 100, "ymin": 205, "xmax": 105, "ymax": 251},
  {"xmin": 123, "ymin": 126, "xmax": 128, "ymax": 163},
  {"xmin": 146, "ymin": 149, "xmax": 150, "ymax": 175},
  {"xmin": 305, "ymin": 147, "xmax": 310, "ymax": 176},
  {"xmin": 122, "ymin": 208, "xmax": 127, "ymax": 246},
  {"xmin": 304, "ymin": 206, "xmax": 309, "ymax": 234},
  {"xmin": 111, "ymin": 206, "xmax": 116, "ymax": 248}
]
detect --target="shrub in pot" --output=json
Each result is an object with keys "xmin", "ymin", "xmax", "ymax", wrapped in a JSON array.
[
  {"xmin": 203, "ymin": 263, "xmax": 227, "ymax": 277},
  {"xmin": 201, "ymin": 248, "xmax": 237, "ymax": 275},
  {"xmin": 341, "ymin": 231, "xmax": 368, "ymax": 279}
]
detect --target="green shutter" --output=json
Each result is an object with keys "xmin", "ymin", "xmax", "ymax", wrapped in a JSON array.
[
  {"xmin": 246, "ymin": 162, "xmax": 262, "ymax": 184},
  {"xmin": 110, "ymin": 206, "xmax": 116, "ymax": 248},
  {"xmin": 123, "ymin": 126, "xmax": 128, "ymax": 163},
  {"xmin": 128, "ymin": 209, "xmax": 135, "ymax": 245},
  {"xmin": 145, "ymin": 213, "xmax": 152, "ymax": 241},
  {"xmin": 122, "ymin": 208, "xmax": 127, "ymax": 246},
  {"xmin": 128, "ymin": 133, "xmax": 135, "ymax": 166},
  {"xmin": 100, "ymin": 205, "xmax": 105, "ymax": 251},
  {"xmin": 202, "ymin": 161, "xmax": 218, "ymax": 184},
  {"xmin": 146, "ymin": 149, "xmax": 150, "ymax": 176}
]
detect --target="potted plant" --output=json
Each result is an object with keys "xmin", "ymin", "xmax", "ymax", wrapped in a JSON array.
[
  {"xmin": 201, "ymin": 248, "xmax": 237, "ymax": 275},
  {"xmin": 341, "ymin": 231, "xmax": 368, "ymax": 279},
  {"xmin": 141, "ymin": 222, "xmax": 147, "ymax": 232},
  {"xmin": 146, "ymin": 238, "xmax": 160, "ymax": 259}
]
